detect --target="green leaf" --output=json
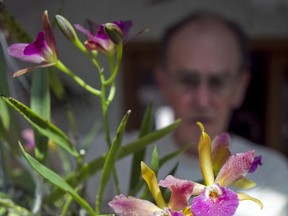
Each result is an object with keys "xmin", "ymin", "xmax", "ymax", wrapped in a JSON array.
[
  {"xmin": 150, "ymin": 145, "xmax": 159, "ymax": 173},
  {"xmin": 0, "ymin": 197, "xmax": 31, "ymax": 216},
  {"xmin": 0, "ymin": 61, "xmax": 10, "ymax": 130},
  {"xmin": 48, "ymin": 69, "xmax": 66, "ymax": 101},
  {"xmin": 82, "ymin": 121, "xmax": 102, "ymax": 150},
  {"xmin": 0, "ymin": 99, "xmax": 9, "ymax": 130},
  {"xmin": 31, "ymin": 69, "xmax": 51, "ymax": 162},
  {"xmin": 0, "ymin": 100, "xmax": 20, "ymax": 154},
  {"xmin": 119, "ymin": 119, "xmax": 181, "ymax": 158},
  {"xmin": 138, "ymin": 101, "xmax": 154, "ymax": 137},
  {"xmin": 46, "ymin": 119, "xmax": 181, "ymax": 203},
  {"xmin": 1, "ymin": 96, "xmax": 79, "ymax": 157},
  {"xmin": 18, "ymin": 143, "xmax": 95, "ymax": 216},
  {"xmin": 0, "ymin": 5, "xmax": 31, "ymax": 43},
  {"xmin": 129, "ymin": 102, "xmax": 153, "ymax": 193},
  {"xmin": 95, "ymin": 110, "xmax": 131, "ymax": 213},
  {"xmin": 0, "ymin": 66, "xmax": 21, "ymax": 152}
]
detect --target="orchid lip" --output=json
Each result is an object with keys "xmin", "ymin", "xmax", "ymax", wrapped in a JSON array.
[{"xmin": 205, "ymin": 184, "xmax": 223, "ymax": 201}]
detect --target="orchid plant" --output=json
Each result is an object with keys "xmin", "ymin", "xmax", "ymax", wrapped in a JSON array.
[
  {"xmin": 0, "ymin": 4, "xmax": 262, "ymax": 216},
  {"xmin": 0, "ymin": 7, "xmax": 181, "ymax": 216}
]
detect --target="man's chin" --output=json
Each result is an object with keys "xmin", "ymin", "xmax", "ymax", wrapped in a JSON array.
[{"xmin": 181, "ymin": 121, "xmax": 221, "ymax": 139}]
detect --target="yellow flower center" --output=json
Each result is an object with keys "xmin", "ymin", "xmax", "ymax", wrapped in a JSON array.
[{"xmin": 205, "ymin": 184, "xmax": 222, "ymax": 202}]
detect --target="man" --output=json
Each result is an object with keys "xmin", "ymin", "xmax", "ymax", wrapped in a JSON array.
[
  {"xmin": 155, "ymin": 12, "xmax": 249, "ymax": 152},
  {"xmin": 153, "ymin": 12, "xmax": 288, "ymax": 216}
]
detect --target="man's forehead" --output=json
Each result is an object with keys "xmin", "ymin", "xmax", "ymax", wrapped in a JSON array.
[
  {"xmin": 170, "ymin": 69, "xmax": 235, "ymax": 77},
  {"xmin": 172, "ymin": 19, "xmax": 236, "ymax": 42}
]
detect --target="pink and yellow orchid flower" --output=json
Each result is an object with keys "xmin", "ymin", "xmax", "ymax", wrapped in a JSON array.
[
  {"xmin": 189, "ymin": 123, "xmax": 263, "ymax": 216},
  {"xmin": 7, "ymin": 11, "xmax": 58, "ymax": 77},
  {"xmin": 109, "ymin": 162, "xmax": 193, "ymax": 216},
  {"xmin": 75, "ymin": 20, "xmax": 132, "ymax": 54}
]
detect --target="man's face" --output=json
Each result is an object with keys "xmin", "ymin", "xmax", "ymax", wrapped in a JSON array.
[{"xmin": 157, "ymin": 22, "xmax": 249, "ymax": 147}]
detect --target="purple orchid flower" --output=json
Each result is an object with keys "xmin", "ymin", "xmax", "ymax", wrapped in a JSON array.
[
  {"xmin": 7, "ymin": 11, "xmax": 57, "ymax": 77},
  {"xmin": 21, "ymin": 128, "xmax": 35, "ymax": 151},
  {"xmin": 75, "ymin": 20, "xmax": 132, "ymax": 54}
]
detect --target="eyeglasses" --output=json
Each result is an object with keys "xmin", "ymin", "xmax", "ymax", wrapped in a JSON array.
[{"xmin": 168, "ymin": 70, "xmax": 239, "ymax": 95}]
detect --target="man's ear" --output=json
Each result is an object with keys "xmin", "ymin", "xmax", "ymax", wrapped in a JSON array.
[{"xmin": 233, "ymin": 70, "xmax": 251, "ymax": 108}]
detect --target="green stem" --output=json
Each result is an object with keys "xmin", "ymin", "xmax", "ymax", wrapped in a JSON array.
[
  {"xmin": 72, "ymin": 38, "xmax": 102, "ymax": 73},
  {"xmin": 104, "ymin": 45, "xmax": 123, "ymax": 86},
  {"xmin": 61, "ymin": 195, "xmax": 73, "ymax": 216},
  {"xmin": 54, "ymin": 60, "xmax": 101, "ymax": 97},
  {"xmin": 95, "ymin": 47, "xmax": 125, "ymax": 213},
  {"xmin": 107, "ymin": 82, "xmax": 116, "ymax": 106},
  {"xmin": 99, "ymin": 69, "xmax": 111, "ymax": 147}
]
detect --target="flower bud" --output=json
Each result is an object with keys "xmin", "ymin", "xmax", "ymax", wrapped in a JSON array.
[
  {"xmin": 104, "ymin": 23, "xmax": 123, "ymax": 45},
  {"xmin": 56, "ymin": 15, "xmax": 77, "ymax": 41}
]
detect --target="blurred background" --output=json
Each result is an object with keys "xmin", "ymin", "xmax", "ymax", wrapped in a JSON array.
[{"xmin": 3, "ymin": 0, "xmax": 288, "ymax": 157}]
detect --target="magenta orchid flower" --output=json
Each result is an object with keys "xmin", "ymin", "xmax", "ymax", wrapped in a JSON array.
[
  {"xmin": 75, "ymin": 20, "xmax": 132, "ymax": 54},
  {"xmin": 21, "ymin": 128, "xmax": 56, "ymax": 152},
  {"xmin": 109, "ymin": 162, "xmax": 193, "ymax": 216},
  {"xmin": 21, "ymin": 128, "xmax": 35, "ymax": 151},
  {"xmin": 188, "ymin": 123, "xmax": 263, "ymax": 216},
  {"xmin": 7, "ymin": 11, "xmax": 57, "ymax": 77}
]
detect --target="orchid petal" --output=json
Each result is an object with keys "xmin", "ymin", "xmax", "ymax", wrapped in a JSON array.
[
  {"xmin": 141, "ymin": 161, "xmax": 166, "ymax": 209},
  {"xmin": 182, "ymin": 207, "xmax": 193, "ymax": 216},
  {"xmin": 211, "ymin": 133, "xmax": 231, "ymax": 175},
  {"xmin": 197, "ymin": 122, "xmax": 214, "ymax": 186},
  {"xmin": 42, "ymin": 10, "xmax": 57, "ymax": 57},
  {"xmin": 113, "ymin": 20, "xmax": 133, "ymax": 37},
  {"xmin": 249, "ymin": 155, "xmax": 262, "ymax": 173},
  {"xmin": 74, "ymin": 24, "xmax": 95, "ymax": 40},
  {"xmin": 84, "ymin": 39, "xmax": 114, "ymax": 54},
  {"xmin": 13, "ymin": 62, "xmax": 56, "ymax": 77},
  {"xmin": 8, "ymin": 43, "xmax": 45, "ymax": 64},
  {"xmin": 159, "ymin": 175, "xmax": 194, "ymax": 210},
  {"xmin": 191, "ymin": 183, "xmax": 205, "ymax": 196},
  {"xmin": 23, "ymin": 31, "xmax": 55, "ymax": 63},
  {"xmin": 215, "ymin": 150, "xmax": 255, "ymax": 187},
  {"xmin": 238, "ymin": 192, "xmax": 263, "ymax": 209},
  {"xmin": 191, "ymin": 185, "xmax": 239, "ymax": 216},
  {"xmin": 232, "ymin": 177, "xmax": 256, "ymax": 189},
  {"xmin": 109, "ymin": 194, "xmax": 164, "ymax": 215},
  {"xmin": 169, "ymin": 209, "xmax": 185, "ymax": 216}
]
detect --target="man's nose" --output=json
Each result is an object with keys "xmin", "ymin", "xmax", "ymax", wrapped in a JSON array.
[{"xmin": 194, "ymin": 83, "xmax": 211, "ymax": 108}]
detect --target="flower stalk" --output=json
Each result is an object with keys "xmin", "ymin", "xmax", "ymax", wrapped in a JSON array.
[{"xmin": 54, "ymin": 60, "xmax": 101, "ymax": 96}]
